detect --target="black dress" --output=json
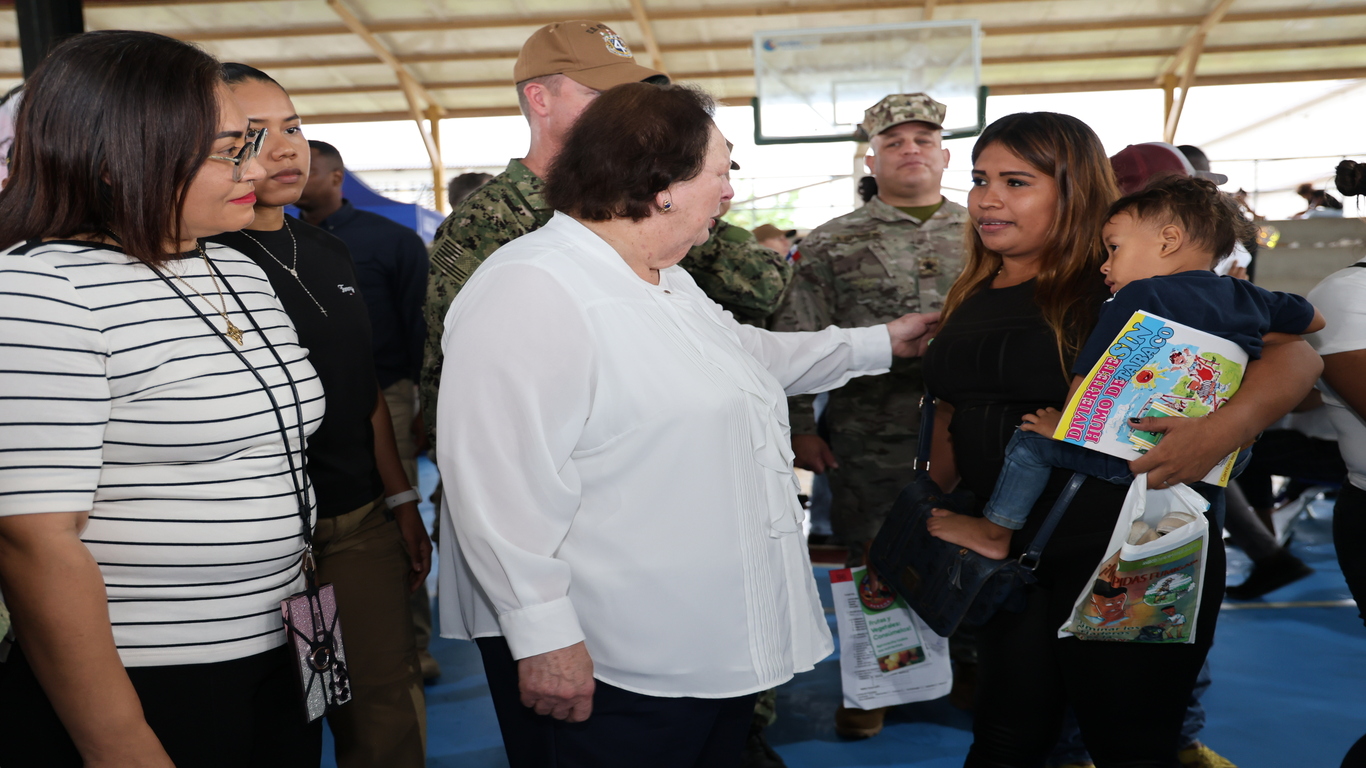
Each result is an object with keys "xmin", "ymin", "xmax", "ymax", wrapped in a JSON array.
[{"xmin": 923, "ymin": 278, "xmax": 1224, "ymax": 767}]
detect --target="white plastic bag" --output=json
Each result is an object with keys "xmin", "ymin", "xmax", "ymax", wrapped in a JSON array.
[
  {"xmin": 830, "ymin": 566, "xmax": 951, "ymax": 709},
  {"xmin": 1059, "ymin": 474, "xmax": 1210, "ymax": 644}
]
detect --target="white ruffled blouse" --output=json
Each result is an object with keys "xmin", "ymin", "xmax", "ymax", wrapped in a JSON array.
[{"xmin": 436, "ymin": 213, "xmax": 892, "ymax": 698}]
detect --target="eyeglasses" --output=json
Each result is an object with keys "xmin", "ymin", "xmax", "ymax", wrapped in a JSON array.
[{"xmin": 209, "ymin": 127, "xmax": 266, "ymax": 182}]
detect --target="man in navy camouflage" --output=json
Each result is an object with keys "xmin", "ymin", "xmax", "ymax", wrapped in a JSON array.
[{"xmin": 679, "ymin": 199, "xmax": 796, "ymax": 326}]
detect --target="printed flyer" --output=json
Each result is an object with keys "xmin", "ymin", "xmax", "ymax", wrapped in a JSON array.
[
  {"xmin": 831, "ymin": 567, "xmax": 951, "ymax": 709},
  {"xmin": 1053, "ymin": 310, "xmax": 1248, "ymax": 486}
]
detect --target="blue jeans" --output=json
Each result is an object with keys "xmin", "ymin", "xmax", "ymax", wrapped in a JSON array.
[{"xmin": 984, "ymin": 430, "xmax": 1134, "ymax": 530}]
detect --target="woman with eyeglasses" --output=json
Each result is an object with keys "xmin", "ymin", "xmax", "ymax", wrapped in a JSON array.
[{"xmin": 0, "ymin": 32, "xmax": 325, "ymax": 768}]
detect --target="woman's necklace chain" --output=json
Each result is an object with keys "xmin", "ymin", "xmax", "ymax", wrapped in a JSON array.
[
  {"xmin": 173, "ymin": 245, "xmax": 244, "ymax": 345},
  {"xmin": 241, "ymin": 219, "xmax": 328, "ymax": 317}
]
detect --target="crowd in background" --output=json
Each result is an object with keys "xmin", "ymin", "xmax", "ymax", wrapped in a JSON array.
[{"xmin": 0, "ymin": 18, "xmax": 1363, "ymax": 768}]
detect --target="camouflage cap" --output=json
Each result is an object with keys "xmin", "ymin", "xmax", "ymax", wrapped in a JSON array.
[
  {"xmin": 854, "ymin": 93, "xmax": 946, "ymax": 141},
  {"xmin": 514, "ymin": 20, "xmax": 668, "ymax": 92}
]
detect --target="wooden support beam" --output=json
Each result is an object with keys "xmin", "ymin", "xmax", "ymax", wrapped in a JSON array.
[
  {"xmin": 983, "ymin": 36, "xmax": 1366, "ymax": 67},
  {"xmin": 325, "ymin": 0, "xmax": 445, "ymax": 212},
  {"xmin": 283, "ymin": 69, "xmax": 756, "ymax": 97},
  {"xmin": 77, "ymin": 3, "xmax": 1366, "ymax": 45},
  {"xmin": 426, "ymin": 104, "xmax": 446, "ymax": 213},
  {"xmin": 2, "ymin": 31, "xmax": 1356, "ymax": 82},
  {"xmin": 626, "ymin": 0, "xmax": 667, "ymax": 74},
  {"xmin": 293, "ymin": 67, "xmax": 1366, "ymax": 125},
  {"xmin": 324, "ymin": 0, "xmax": 444, "ymax": 114},
  {"xmin": 1163, "ymin": 30, "xmax": 1207, "ymax": 143},
  {"xmin": 1157, "ymin": 0, "xmax": 1237, "ymax": 85},
  {"xmin": 1161, "ymin": 73, "xmax": 1178, "ymax": 126},
  {"xmin": 71, "ymin": 0, "xmax": 998, "ymax": 6},
  {"xmin": 923, "ymin": 0, "xmax": 937, "ymax": 20},
  {"xmin": 985, "ymin": 65, "xmax": 1366, "ymax": 96},
  {"xmin": 300, "ymin": 96, "xmax": 756, "ymax": 124}
]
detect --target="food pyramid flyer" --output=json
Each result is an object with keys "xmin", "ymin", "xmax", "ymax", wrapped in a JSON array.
[{"xmin": 1053, "ymin": 311, "xmax": 1247, "ymax": 487}]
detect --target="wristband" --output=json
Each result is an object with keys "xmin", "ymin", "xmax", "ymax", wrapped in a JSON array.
[{"xmin": 385, "ymin": 489, "xmax": 420, "ymax": 509}]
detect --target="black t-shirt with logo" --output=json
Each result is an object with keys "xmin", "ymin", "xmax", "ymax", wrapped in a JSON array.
[{"xmin": 211, "ymin": 216, "xmax": 384, "ymax": 518}]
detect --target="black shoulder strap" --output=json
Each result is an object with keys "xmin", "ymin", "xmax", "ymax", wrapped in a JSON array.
[
  {"xmin": 1017, "ymin": 472, "xmax": 1086, "ymax": 572},
  {"xmin": 917, "ymin": 392, "xmax": 1084, "ymax": 571}
]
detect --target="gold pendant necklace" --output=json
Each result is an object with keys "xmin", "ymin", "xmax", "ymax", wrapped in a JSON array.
[{"xmin": 174, "ymin": 245, "xmax": 243, "ymax": 345}]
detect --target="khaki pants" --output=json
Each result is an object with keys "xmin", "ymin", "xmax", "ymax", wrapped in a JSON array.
[
  {"xmin": 314, "ymin": 499, "xmax": 426, "ymax": 768},
  {"xmin": 827, "ymin": 432, "xmax": 918, "ymax": 565},
  {"xmin": 381, "ymin": 379, "xmax": 437, "ymax": 671},
  {"xmin": 382, "ymin": 379, "xmax": 418, "ymax": 487}
]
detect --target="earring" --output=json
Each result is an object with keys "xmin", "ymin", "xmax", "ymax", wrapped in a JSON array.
[{"xmin": 661, "ymin": 196, "xmax": 673, "ymax": 212}]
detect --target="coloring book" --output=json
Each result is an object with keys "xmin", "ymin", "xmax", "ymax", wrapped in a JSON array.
[{"xmin": 1052, "ymin": 311, "xmax": 1247, "ymax": 487}]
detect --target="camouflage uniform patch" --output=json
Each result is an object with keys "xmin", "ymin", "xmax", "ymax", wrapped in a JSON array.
[
  {"xmin": 678, "ymin": 220, "xmax": 797, "ymax": 326},
  {"xmin": 420, "ymin": 159, "xmax": 553, "ymax": 442},
  {"xmin": 770, "ymin": 195, "xmax": 968, "ymax": 553}
]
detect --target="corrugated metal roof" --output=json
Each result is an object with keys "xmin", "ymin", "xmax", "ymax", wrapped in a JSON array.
[{"xmin": 1, "ymin": 0, "xmax": 1362, "ymax": 123}]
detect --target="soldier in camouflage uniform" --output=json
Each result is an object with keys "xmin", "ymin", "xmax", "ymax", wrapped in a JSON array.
[
  {"xmin": 679, "ymin": 201, "xmax": 797, "ymax": 326},
  {"xmin": 772, "ymin": 93, "xmax": 967, "ymax": 556},
  {"xmin": 769, "ymin": 95, "xmax": 967, "ymax": 739}
]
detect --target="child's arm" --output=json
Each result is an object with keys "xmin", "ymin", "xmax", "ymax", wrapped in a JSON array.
[
  {"xmin": 1019, "ymin": 375, "xmax": 1085, "ymax": 437},
  {"xmin": 928, "ymin": 399, "xmax": 958, "ymax": 491},
  {"xmin": 1305, "ymin": 307, "xmax": 1326, "ymax": 335}
]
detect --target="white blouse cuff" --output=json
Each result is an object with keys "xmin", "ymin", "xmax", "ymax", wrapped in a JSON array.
[
  {"xmin": 499, "ymin": 596, "xmax": 587, "ymax": 660},
  {"xmin": 854, "ymin": 324, "xmax": 894, "ymax": 373}
]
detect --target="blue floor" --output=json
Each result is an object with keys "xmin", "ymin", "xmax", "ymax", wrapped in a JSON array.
[{"xmin": 324, "ymin": 461, "xmax": 1366, "ymax": 767}]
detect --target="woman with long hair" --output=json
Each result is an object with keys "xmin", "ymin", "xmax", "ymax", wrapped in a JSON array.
[
  {"xmin": 0, "ymin": 32, "xmax": 324, "ymax": 767},
  {"xmin": 922, "ymin": 112, "xmax": 1320, "ymax": 765}
]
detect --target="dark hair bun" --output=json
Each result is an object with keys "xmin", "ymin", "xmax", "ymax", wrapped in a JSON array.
[
  {"xmin": 857, "ymin": 175, "xmax": 878, "ymax": 203},
  {"xmin": 1336, "ymin": 160, "xmax": 1366, "ymax": 197}
]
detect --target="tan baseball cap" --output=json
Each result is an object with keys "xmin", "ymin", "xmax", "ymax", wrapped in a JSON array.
[
  {"xmin": 753, "ymin": 224, "xmax": 797, "ymax": 241},
  {"xmin": 854, "ymin": 93, "xmax": 947, "ymax": 141},
  {"xmin": 513, "ymin": 20, "xmax": 668, "ymax": 91}
]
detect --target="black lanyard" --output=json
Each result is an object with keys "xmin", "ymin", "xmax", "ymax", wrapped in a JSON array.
[{"xmin": 151, "ymin": 245, "xmax": 317, "ymax": 581}]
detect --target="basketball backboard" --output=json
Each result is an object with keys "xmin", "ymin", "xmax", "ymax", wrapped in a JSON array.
[{"xmin": 753, "ymin": 20, "xmax": 984, "ymax": 144}]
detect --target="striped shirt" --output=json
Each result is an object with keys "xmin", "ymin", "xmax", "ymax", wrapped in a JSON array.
[{"xmin": 0, "ymin": 240, "xmax": 324, "ymax": 667}]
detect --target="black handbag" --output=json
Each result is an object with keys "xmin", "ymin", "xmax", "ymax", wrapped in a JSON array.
[{"xmin": 868, "ymin": 395, "xmax": 1086, "ymax": 638}]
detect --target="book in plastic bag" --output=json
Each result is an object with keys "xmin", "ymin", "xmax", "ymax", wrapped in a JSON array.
[
  {"xmin": 1053, "ymin": 310, "xmax": 1247, "ymax": 487},
  {"xmin": 1059, "ymin": 475, "xmax": 1210, "ymax": 644},
  {"xmin": 830, "ymin": 566, "xmax": 951, "ymax": 709}
]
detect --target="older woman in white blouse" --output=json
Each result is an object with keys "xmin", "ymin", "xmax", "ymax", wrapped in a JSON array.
[{"xmin": 435, "ymin": 83, "xmax": 939, "ymax": 767}]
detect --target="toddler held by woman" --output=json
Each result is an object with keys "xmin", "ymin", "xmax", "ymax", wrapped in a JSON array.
[{"xmin": 928, "ymin": 174, "xmax": 1324, "ymax": 559}]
